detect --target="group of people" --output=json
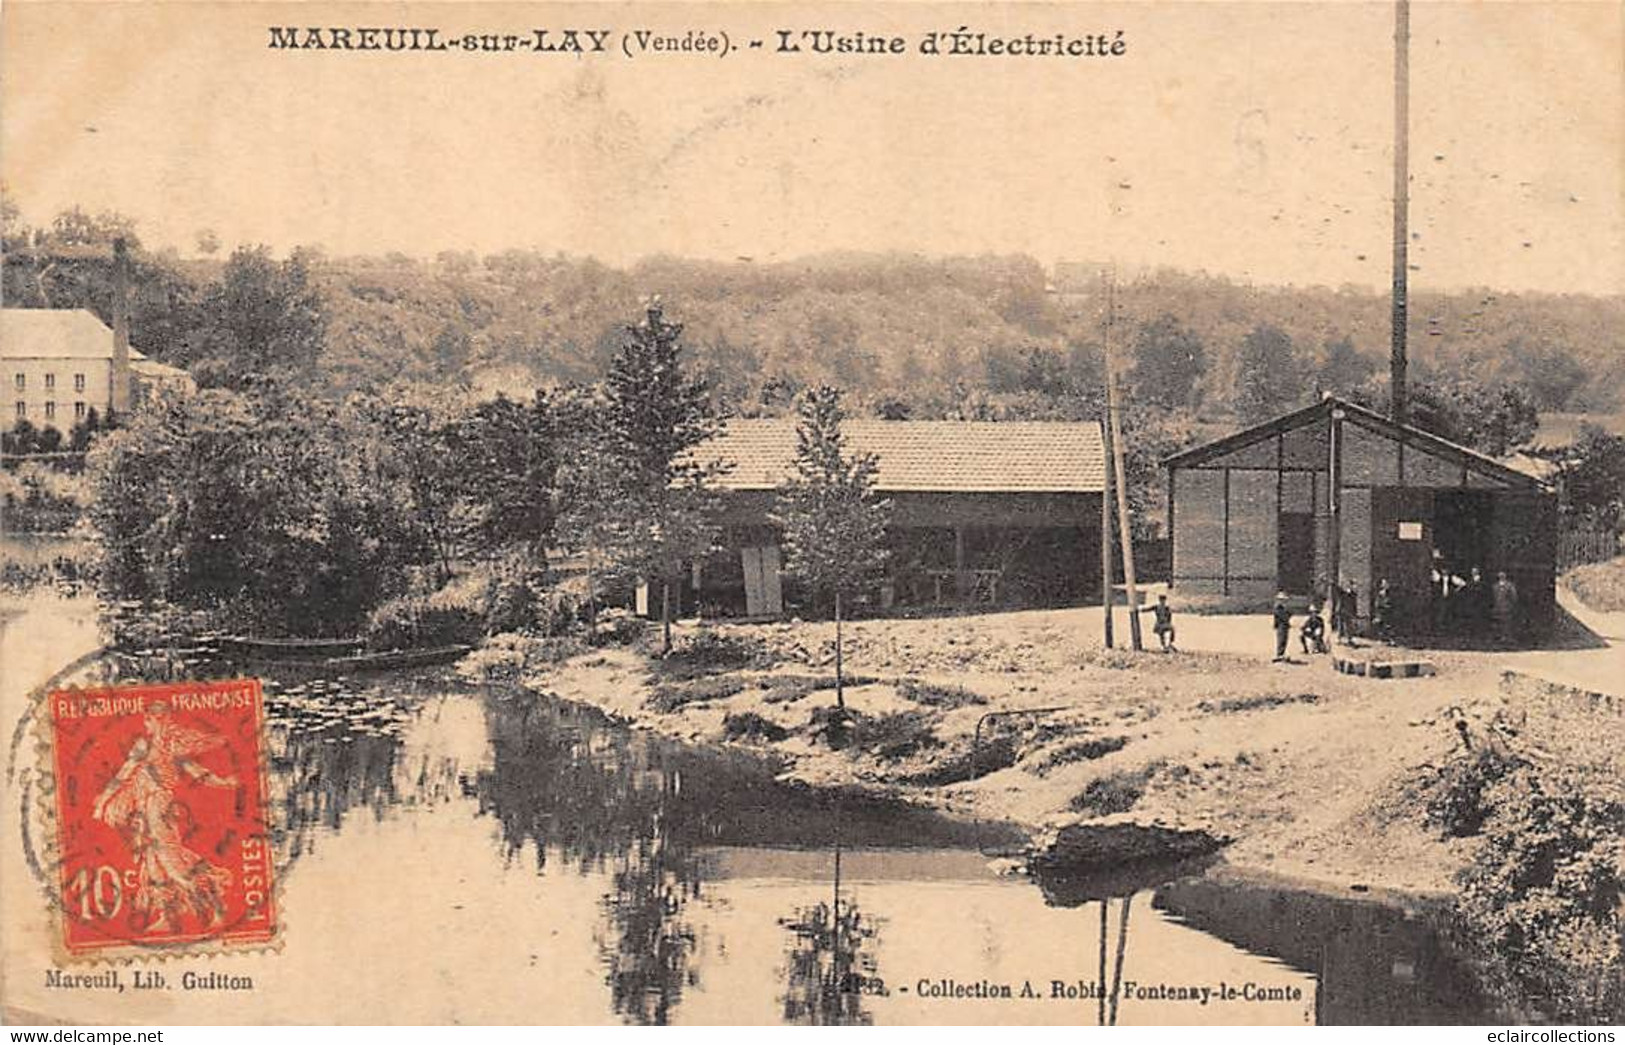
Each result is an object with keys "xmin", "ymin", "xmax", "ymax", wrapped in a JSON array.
[
  {"xmin": 1432, "ymin": 559, "xmax": 1522, "ymax": 643},
  {"xmin": 1272, "ymin": 580, "xmax": 1381, "ymax": 662},
  {"xmin": 1135, "ymin": 563, "xmax": 1523, "ymax": 662}
]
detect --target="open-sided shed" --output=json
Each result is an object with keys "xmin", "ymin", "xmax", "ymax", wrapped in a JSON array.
[
  {"xmin": 1163, "ymin": 397, "xmax": 1556, "ymax": 640},
  {"xmin": 681, "ymin": 419, "xmax": 1107, "ymax": 619}
]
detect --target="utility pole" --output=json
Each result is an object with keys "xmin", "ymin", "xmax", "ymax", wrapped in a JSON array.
[
  {"xmin": 1390, "ymin": 0, "xmax": 1410, "ymax": 424},
  {"xmin": 1100, "ymin": 405, "xmax": 1116, "ymax": 649},
  {"xmin": 1102, "ymin": 269, "xmax": 1143, "ymax": 650}
]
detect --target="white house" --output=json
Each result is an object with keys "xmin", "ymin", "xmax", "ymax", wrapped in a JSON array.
[{"xmin": 1, "ymin": 309, "xmax": 193, "ymax": 431}]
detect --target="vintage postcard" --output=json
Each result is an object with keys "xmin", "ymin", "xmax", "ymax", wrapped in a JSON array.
[{"xmin": 1, "ymin": 0, "xmax": 1621, "ymax": 1029}]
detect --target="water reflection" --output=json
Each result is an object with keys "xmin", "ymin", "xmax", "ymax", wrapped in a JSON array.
[
  {"xmin": 468, "ymin": 695, "xmax": 1012, "ymax": 1025},
  {"xmin": 598, "ymin": 817, "xmax": 707, "ymax": 1025},
  {"xmin": 51, "ymin": 645, "xmax": 1498, "ymax": 1026},
  {"xmin": 261, "ymin": 677, "xmax": 456, "ymax": 862},
  {"xmin": 778, "ymin": 844, "xmax": 886, "ymax": 1026},
  {"xmin": 1154, "ymin": 877, "xmax": 1499, "ymax": 1025}
]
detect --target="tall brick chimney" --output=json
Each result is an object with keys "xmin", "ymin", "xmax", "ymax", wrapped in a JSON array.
[{"xmin": 111, "ymin": 237, "xmax": 132, "ymax": 416}]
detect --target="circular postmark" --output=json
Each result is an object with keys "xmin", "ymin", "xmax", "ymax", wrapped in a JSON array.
[{"xmin": 10, "ymin": 661, "xmax": 291, "ymax": 960}]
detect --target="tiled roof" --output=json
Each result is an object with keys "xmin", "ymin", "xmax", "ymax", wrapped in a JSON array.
[
  {"xmin": 697, "ymin": 418, "xmax": 1106, "ymax": 494},
  {"xmin": 1, "ymin": 309, "xmax": 152, "ymax": 361}
]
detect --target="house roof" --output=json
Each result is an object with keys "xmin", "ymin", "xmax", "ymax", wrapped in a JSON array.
[
  {"xmin": 0, "ymin": 309, "xmax": 153, "ymax": 361},
  {"xmin": 1161, "ymin": 396, "xmax": 1548, "ymax": 490},
  {"xmin": 696, "ymin": 418, "xmax": 1106, "ymax": 494}
]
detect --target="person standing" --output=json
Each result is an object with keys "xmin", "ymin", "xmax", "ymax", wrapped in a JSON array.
[
  {"xmin": 1272, "ymin": 593, "xmax": 1293, "ymax": 662},
  {"xmin": 1334, "ymin": 582, "xmax": 1359, "ymax": 644},
  {"xmin": 1141, "ymin": 593, "xmax": 1177, "ymax": 652},
  {"xmin": 1492, "ymin": 571, "xmax": 1519, "ymax": 646},
  {"xmin": 1373, "ymin": 579, "xmax": 1394, "ymax": 641}
]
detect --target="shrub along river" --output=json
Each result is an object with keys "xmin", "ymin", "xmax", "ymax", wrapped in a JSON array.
[{"xmin": 2, "ymin": 598, "xmax": 1509, "ymax": 1024}]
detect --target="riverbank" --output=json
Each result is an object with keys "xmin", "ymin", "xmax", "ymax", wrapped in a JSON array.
[{"xmin": 490, "ymin": 599, "xmax": 1624, "ymax": 900}]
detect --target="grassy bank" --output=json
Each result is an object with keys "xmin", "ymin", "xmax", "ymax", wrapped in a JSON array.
[
  {"xmin": 470, "ymin": 610, "xmax": 1605, "ymax": 885},
  {"xmin": 1565, "ymin": 556, "xmax": 1625, "ymax": 613},
  {"xmin": 466, "ymin": 606, "xmax": 1623, "ymax": 1020}
]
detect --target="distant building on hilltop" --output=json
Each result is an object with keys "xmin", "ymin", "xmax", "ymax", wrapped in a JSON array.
[{"xmin": 2, "ymin": 309, "xmax": 193, "ymax": 432}]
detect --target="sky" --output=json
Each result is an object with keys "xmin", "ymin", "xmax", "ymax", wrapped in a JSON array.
[{"xmin": 2, "ymin": 1, "xmax": 1621, "ymax": 295}]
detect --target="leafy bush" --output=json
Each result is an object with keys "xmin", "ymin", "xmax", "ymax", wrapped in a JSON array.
[
  {"xmin": 659, "ymin": 630, "xmax": 770, "ymax": 678},
  {"xmin": 1423, "ymin": 746, "xmax": 1526, "ymax": 838},
  {"xmin": 0, "ymin": 463, "xmax": 92, "ymax": 533},
  {"xmin": 760, "ymin": 673, "xmax": 877, "ymax": 704},
  {"xmin": 1028, "ymin": 735, "xmax": 1130, "ymax": 777},
  {"xmin": 1456, "ymin": 766, "xmax": 1625, "ymax": 1022},
  {"xmin": 530, "ymin": 586, "xmax": 587, "ymax": 637},
  {"xmin": 900, "ymin": 736, "xmax": 1018, "ymax": 786},
  {"xmin": 722, "ymin": 711, "xmax": 790, "ymax": 743},
  {"xmin": 647, "ymin": 675, "xmax": 746, "ymax": 713},
  {"xmin": 897, "ymin": 679, "xmax": 988, "ymax": 709},
  {"xmin": 481, "ymin": 556, "xmax": 543, "ymax": 634},
  {"xmin": 458, "ymin": 632, "xmax": 539, "ymax": 682},
  {"xmin": 844, "ymin": 710, "xmax": 940, "ymax": 760},
  {"xmin": 1068, "ymin": 761, "xmax": 1167, "ymax": 817},
  {"xmin": 366, "ymin": 586, "xmax": 484, "ymax": 650},
  {"xmin": 590, "ymin": 607, "xmax": 646, "ymax": 646}
]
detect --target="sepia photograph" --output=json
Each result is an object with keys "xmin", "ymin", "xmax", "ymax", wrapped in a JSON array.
[{"xmin": 1, "ymin": 0, "xmax": 1621, "ymax": 1031}]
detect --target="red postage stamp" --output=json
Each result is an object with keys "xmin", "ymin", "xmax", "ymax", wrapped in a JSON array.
[{"xmin": 47, "ymin": 678, "xmax": 277, "ymax": 955}]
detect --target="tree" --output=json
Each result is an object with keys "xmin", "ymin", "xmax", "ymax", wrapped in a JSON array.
[
  {"xmin": 0, "ymin": 187, "xmax": 23, "ymax": 251},
  {"xmin": 3, "ymin": 419, "xmax": 39, "ymax": 456},
  {"xmin": 87, "ymin": 389, "xmax": 427, "ymax": 636},
  {"xmin": 1233, "ymin": 324, "xmax": 1305, "ymax": 423},
  {"xmin": 772, "ymin": 386, "xmax": 892, "ymax": 710},
  {"xmin": 358, "ymin": 397, "xmax": 471, "ymax": 586},
  {"xmin": 186, "ymin": 246, "xmax": 325, "ymax": 389},
  {"xmin": 195, "ymin": 229, "xmax": 221, "ymax": 257},
  {"xmin": 1546, "ymin": 426, "xmax": 1625, "ymax": 536},
  {"xmin": 1316, "ymin": 336, "xmax": 1374, "ymax": 397},
  {"xmin": 68, "ymin": 407, "xmax": 101, "ymax": 453},
  {"xmin": 46, "ymin": 207, "xmax": 141, "ymax": 250},
  {"xmin": 600, "ymin": 302, "xmax": 728, "ymax": 654},
  {"xmin": 1409, "ymin": 379, "xmax": 1539, "ymax": 458},
  {"xmin": 555, "ymin": 385, "xmax": 626, "ymax": 626},
  {"xmin": 1127, "ymin": 314, "xmax": 1207, "ymax": 410},
  {"xmin": 1514, "ymin": 342, "xmax": 1590, "ymax": 412}
]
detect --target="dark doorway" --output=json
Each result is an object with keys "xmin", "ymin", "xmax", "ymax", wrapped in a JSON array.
[
  {"xmin": 1432, "ymin": 491, "xmax": 1494, "ymax": 635},
  {"xmin": 1278, "ymin": 512, "xmax": 1316, "ymax": 596}
]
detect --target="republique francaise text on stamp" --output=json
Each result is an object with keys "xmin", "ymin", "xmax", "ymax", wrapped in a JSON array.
[{"xmin": 47, "ymin": 679, "xmax": 276, "ymax": 957}]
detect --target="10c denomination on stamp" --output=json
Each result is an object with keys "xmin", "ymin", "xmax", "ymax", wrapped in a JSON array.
[{"xmin": 47, "ymin": 679, "xmax": 276, "ymax": 956}]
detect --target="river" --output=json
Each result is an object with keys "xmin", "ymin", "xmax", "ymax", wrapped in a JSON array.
[{"xmin": 0, "ymin": 594, "xmax": 1504, "ymax": 1025}]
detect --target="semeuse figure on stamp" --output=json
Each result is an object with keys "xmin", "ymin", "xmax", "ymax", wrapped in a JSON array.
[{"xmin": 91, "ymin": 712, "xmax": 240, "ymax": 935}]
